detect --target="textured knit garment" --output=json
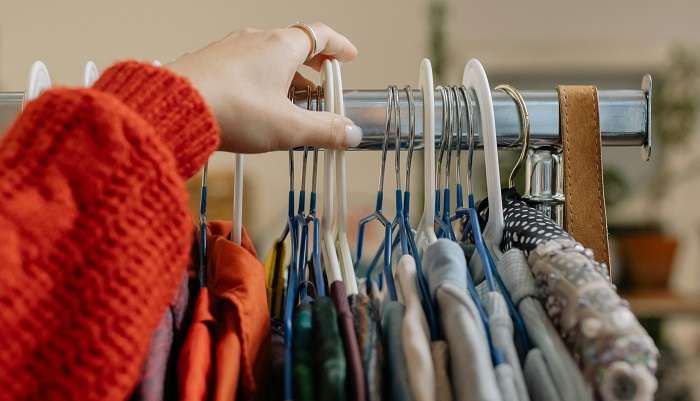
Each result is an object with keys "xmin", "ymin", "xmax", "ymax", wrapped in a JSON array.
[
  {"xmin": 0, "ymin": 61, "xmax": 219, "ymax": 401},
  {"xmin": 395, "ymin": 255, "xmax": 436, "ymax": 401},
  {"xmin": 207, "ymin": 221, "xmax": 271, "ymax": 401},
  {"xmin": 382, "ymin": 301, "xmax": 415, "ymax": 401},
  {"xmin": 177, "ymin": 287, "xmax": 215, "ymax": 401},
  {"xmin": 130, "ymin": 271, "xmax": 191, "ymax": 401},
  {"xmin": 424, "ymin": 240, "xmax": 502, "ymax": 401},
  {"xmin": 293, "ymin": 303, "xmax": 315, "ymax": 401},
  {"xmin": 497, "ymin": 249, "xmax": 592, "ymax": 401},
  {"xmin": 330, "ymin": 281, "xmax": 367, "ymax": 401},
  {"xmin": 349, "ymin": 293, "xmax": 384, "ymax": 401},
  {"xmin": 264, "ymin": 239, "xmax": 288, "ymax": 320},
  {"xmin": 314, "ymin": 296, "xmax": 347, "ymax": 401}
]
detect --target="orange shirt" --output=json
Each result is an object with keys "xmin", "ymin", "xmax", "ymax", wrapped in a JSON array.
[
  {"xmin": 207, "ymin": 221, "xmax": 270, "ymax": 401},
  {"xmin": 177, "ymin": 287, "xmax": 215, "ymax": 401}
]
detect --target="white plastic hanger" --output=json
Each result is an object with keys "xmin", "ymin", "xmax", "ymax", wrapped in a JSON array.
[
  {"xmin": 462, "ymin": 59, "xmax": 504, "ymax": 247},
  {"xmin": 320, "ymin": 59, "xmax": 343, "ymax": 283},
  {"xmin": 83, "ymin": 61, "xmax": 99, "ymax": 87},
  {"xmin": 415, "ymin": 59, "xmax": 437, "ymax": 251},
  {"xmin": 331, "ymin": 59, "xmax": 358, "ymax": 295},
  {"xmin": 24, "ymin": 61, "xmax": 51, "ymax": 107}
]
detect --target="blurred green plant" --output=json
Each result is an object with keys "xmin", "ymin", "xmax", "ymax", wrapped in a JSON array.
[
  {"xmin": 428, "ymin": 0, "xmax": 447, "ymax": 83},
  {"xmin": 654, "ymin": 47, "xmax": 700, "ymax": 147}
]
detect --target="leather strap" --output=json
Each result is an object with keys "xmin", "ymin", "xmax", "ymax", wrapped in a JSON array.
[{"xmin": 558, "ymin": 86, "xmax": 611, "ymax": 271}]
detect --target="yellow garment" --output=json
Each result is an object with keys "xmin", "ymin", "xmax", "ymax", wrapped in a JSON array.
[{"xmin": 263, "ymin": 239, "xmax": 287, "ymax": 319}]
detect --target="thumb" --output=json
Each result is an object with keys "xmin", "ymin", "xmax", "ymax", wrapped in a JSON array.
[{"xmin": 274, "ymin": 102, "xmax": 363, "ymax": 150}]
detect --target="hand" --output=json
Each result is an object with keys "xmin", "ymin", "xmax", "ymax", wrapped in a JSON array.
[{"xmin": 168, "ymin": 23, "xmax": 361, "ymax": 153}]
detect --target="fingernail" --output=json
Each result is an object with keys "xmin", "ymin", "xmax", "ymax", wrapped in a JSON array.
[{"xmin": 344, "ymin": 124, "xmax": 363, "ymax": 147}]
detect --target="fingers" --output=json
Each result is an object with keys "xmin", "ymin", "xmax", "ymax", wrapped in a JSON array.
[
  {"xmin": 272, "ymin": 102, "xmax": 363, "ymax": 151},
  {"xmin": 291, "ymin": 72, "xmax": 317, "ymax": 92},
  {"xmin": 286, "ymin": 22, "xmax": 358, "ymax": 71}
]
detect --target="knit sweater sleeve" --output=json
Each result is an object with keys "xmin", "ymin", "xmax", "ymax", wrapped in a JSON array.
[{"xmin": 0, "ymin": 61, "xmax": 219, "ymax": 401}]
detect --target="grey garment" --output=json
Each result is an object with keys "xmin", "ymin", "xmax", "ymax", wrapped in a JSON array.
[
  {"xmin": 528, "ymin": 239, "xmax": 659, "ymax": 401},
  {"xmin": 494, "ymin": 364, "xmax": 518, "ymax": 401},
  {"xmin": 480, "ymin": 291, "xmax": 530, "ymax": 401},
  {"xmin": 424, "ymin": 240, "xmax": 502, "ymax": 401},
  {"xmin": 383, "ymin": 301, "xmax": 414, "ymax": 401},
  {"xmin": 497, "ymin": 249, "xmax": 593, "ymax": 401},
  {"xmin": 523, "ymin": 349, "xmax": 560, "ymax": 401}
]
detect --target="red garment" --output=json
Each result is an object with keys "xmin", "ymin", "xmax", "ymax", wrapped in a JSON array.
[
  {"xmin": 0, "ymin": 61, "xmax": 219, "ymax": 401},
  {"xmin": 207, "ymin": 221, "xmax": 270, "ymax": 401},
  {"xmin": 177, "ymin": 287, "xmax": 215, "ymax": 401}
]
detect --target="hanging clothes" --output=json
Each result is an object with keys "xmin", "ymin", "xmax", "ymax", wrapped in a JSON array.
[
  {"xmin": 293, "ymin": 303, "xmax": 315, "ymax": 401},
  {"xmin": 349, "ymin": 293, "xmax": 384, "ymax": 401},
  {"xmin": 177, "ymin": 285, "xmax": 215, "ymax": 401},
  {"xmin": 476, "ymin": 288, "xmax": 529, "ymax": 401},
  {"xmin": 495, "ymin": 248, "xmax": 592, "ymax": 401},
  {"xmin": 131, "ymin": 271, "xmax": 191, "ymax": 401},
  {"xmin": 498, "ymin": 194, "xmax": 659, "ymax": 401},
  {"xmin": 313, "ymin": 296, "xmax": 347, "ymax": 401},
  {"xmin": 264, "ymin": 239, "xmax": 288, "ymax": 320},
  {"xmin": 330, "ymin": 281, "xmax": 367, "ymax": 401},
  {"xmin": 382, "ymin": 301, "xmax": 415, "ymax": 401},
  {"xmin": 424, "ymin": 240, "xmax": 502, "ymax": 401},
  {"xmin": 207, "ymin": 221, "xmax": 271, "ymax": 401},
  {"xmin": 396, "ymin": 255, "xmax": 451, "ymax": 401}
]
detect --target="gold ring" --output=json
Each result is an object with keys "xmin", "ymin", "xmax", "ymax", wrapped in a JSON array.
[{"xmin": 288, "ymin": 22, "xmax": 318, "ymax": 61}]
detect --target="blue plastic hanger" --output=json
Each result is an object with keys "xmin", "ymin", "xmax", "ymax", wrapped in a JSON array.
[
  {"xmin": 355, "ymin": 87, "xmax": 396, "ymax": 301},
  {"xmin": 198, "ymin": 163, "xmax": 208, "ymax": 288},
  {"xmin": 282, "ymin": 88, "xmax": 303, "ymax": 401}
]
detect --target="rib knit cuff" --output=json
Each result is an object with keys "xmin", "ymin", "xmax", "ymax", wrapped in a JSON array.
[{"xmin": 93, "ymin": 60, "xmax": 220, "ymax": 178}]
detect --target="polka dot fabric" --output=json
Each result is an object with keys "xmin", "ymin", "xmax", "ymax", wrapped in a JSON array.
[{"xmin": 502, "ymin": 199, "xmax": 571, "ymax": 255}]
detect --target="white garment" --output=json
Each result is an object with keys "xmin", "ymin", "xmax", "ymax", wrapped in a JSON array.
[{"xmin": 397, "ymin": 255, "xmax": 435, "ymax": 401}]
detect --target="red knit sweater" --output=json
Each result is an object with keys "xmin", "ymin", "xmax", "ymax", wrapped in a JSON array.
[{"xmin": 0, "ymin": 61, "xmax": 220, "ymax": 401}]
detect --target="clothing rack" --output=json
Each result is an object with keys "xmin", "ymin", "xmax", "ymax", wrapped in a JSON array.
[
  {"xmin": 0, "ymin": 76, "xmax": 652, "ymax": 223},
  {"xmin": 290, "ymin": 75, "xmax": 652, "ymax": 223}
]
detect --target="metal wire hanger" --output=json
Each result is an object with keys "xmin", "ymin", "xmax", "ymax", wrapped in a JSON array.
[{"xmin": 355, "ymin": 86, "xmax": 397, "ymax": 301}]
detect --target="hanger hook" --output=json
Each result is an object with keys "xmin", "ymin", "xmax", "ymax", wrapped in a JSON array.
[
  {"xmin": 454, "ymin": 86, "xmax": 465, "ymax": 189},
  {"xmin": 436, "ymin": 86, "xmax": 450, "ymax": 193},
  {"xmin": 495, "ymin": 84, "xmax": 530, "ymax": 188},
  {"xmin": 311, "ymin": 86, "xmax": 323, "ymax": 194},
  {"xmin": 460, "ymin": 85, "xmax": 476, "ymax": 196},
  {"xmin": 444, "ymin": 87, "xmax": 457, "ymax": 189},
  {"xmin": 391, "ymin": 86, "xmax": 402, "ymax": 191},
  {"xmin": 378, "ymin": 86, "xmax": 393, "ymax": 194},
  {"xmin": 287, "ymin": 86, "xmax": 296, "ymax": 192},
  {"xmin": 404, "ymin": 85, "xmax": 416, "ymax": 193}
]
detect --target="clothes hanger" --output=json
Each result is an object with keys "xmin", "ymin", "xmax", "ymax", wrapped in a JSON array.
[
  {"xmin": 308, "ymin": 88, "xmax": 326, "ymax": 297},
  {"xmin": 295, "ymin": 86, "xmax": 313, "ymax": 300},
  {"xmin": 415, "ymin": 59, "xmax": 437, "ymax": 251},
  {"xmin": 356, "ymin": 86, "xmax": 396, "ymax": 301},
  {"xmin": 83, "ymin": 61, "xmax": 99, "ymax": 86},
  {"xmin": 320, "ymin": 59, "xmax": 344, "ymax": 285},
  {"xmin": 389, "ymin": 85, "xmax": 410, "ymax": 256},
  {"xmin": 401, "ymin": 85, "xmax": 440, "ymax": 340},
  {"xmin": 488, "ymin": 83, "xmax": 533, "ymax": 360},
  {"xmin": 232, "ymin": 159, "xmax": 244, "ymax": 245},
  {"xmin": 331, "ymin": 59, "xmax": 358, "ymax": 295},
  {"xmin": 24, "ymin": 61, "xmax": 51, "ymax": 108},
  {"xmin": 198, "ymin": 163, "xmax": 209, "ymax": 288},
  {"xmin": 436, "ymin": 86, "xmax": 457, "ymax": 240},
  {"xmin": 462, "ymin": 59, "xmax": 504, "ymax": 250},
  {"xmin": 282, "ymin": 86, "xmax": 302, "ymax": 401}
]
